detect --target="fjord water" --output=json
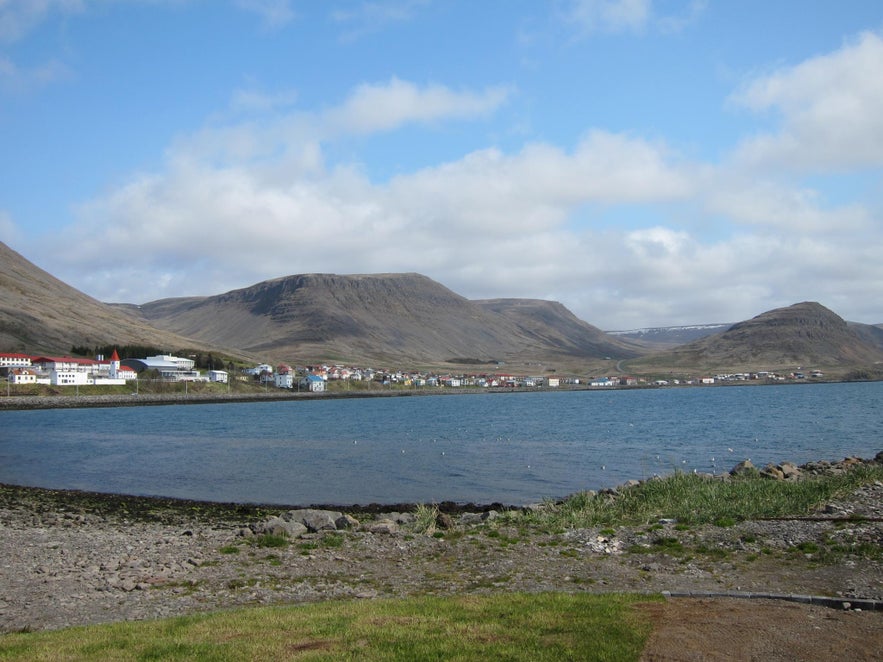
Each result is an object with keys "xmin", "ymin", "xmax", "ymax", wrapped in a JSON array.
[{"xmin": 1, "ymin": 381, "xmax": 880, "ymax": 506}]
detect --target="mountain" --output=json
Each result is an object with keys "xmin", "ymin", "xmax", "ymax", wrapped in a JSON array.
[
  {"xmin": 606, "ymin": 324, "xmax": 730, "ymax": 349},
  {"xmin": 130, "ymin": 273, "xmax": 645, "ymax": 367},
  {"xmin": 0, "ymin": 242, "xmax": 213, "ymax": 356},
  {"xmin": 628, "ymin": 302, "xmax": 883, "ymax": 374},
  {"xmin": 474, "ymin": 299, "xmax": 646, "ymax": 358}
]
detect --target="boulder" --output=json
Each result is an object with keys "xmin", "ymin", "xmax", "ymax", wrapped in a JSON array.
[
  {"xmin": 730, "ymin": 460, "xmax": 755, "ymax": 475},
  {"xmin": 779, "ymin": 462, "xmax": 801, "ymax": 481},
  {"xmin": 760, "ymin": 463, "xmax": 785, "ymax": 480},
  {"xmin": 335, "ymin": 514, "xmax": 359, "ymax": 530},
  {"xmin": 368, "ymin": 519, "xmax": 398, "ymax": 535},
  {"xmin": 283, "ymin": 509, "xmax": 342, "ymax": 532},
  {"xmin": 261, "ymin": 516, "xmax": 308, "ymax": 538}
]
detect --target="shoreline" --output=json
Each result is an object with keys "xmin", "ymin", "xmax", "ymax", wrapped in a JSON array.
[
  {"xmin": 0, "ymin": 377, "xmax": 875, "ymax": 411},
  {"xmin": 3, "ymin": 453, "xmax": 880, "ymax": 516},
  {"xmin": 1, "ymin": 456, "xmax": 881, "ymax": 635}
]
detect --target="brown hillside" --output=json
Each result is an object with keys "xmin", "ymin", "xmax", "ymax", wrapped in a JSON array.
[
  {"xmin": 135, "ymin": 274, "xmax": 644, "ymax": 367},
  {"xmin": 474, "ymin": 298, "xmax": 645, "ymax": 359},
  {"xmin": 0, "ymin": 242, "xmax": 212, "ymax": 356},
  {"xmin": 629, "ymin": 301, "xmax": 883, "ymax": 374}
]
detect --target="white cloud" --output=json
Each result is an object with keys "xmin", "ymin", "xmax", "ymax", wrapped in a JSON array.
[
  {"xmin": 564, "ymin": 0, "xmax": 651, "ymax": 34},
  {"xmin": 234, "ymin": 0, "xmax": 295, "ymax": 30},
  {"xmin": 324, "ymin": 77, "xmax": 514, "ymax": 136},
  {"xmin": 730, "ymin": 30, "xmax": 883, "ymax": 172},
  {"xmin": 704, "ymin": 178, "xmax": 871, "ymax": 234},
  {"xmin": 0, "ymin": 0, "xmax": 84, "ymax": 44},
  {"xmin": 0, "ymin": 209, "xmax": 23, "ymax": 245},
  {"xmin": 330, "ymin": 0, "xmax": 429, "ymax": 41},
  {"xmin": 229, "ymin": 87, "xmax": 299, "ymax": 114},
  {"xmin": 0, "ymin": 54, "xmax": 71, "ymax": 93}
]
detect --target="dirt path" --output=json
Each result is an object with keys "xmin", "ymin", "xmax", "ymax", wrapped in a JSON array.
[{"xmin": 639, "ymin": 598, "xmax": 882, "ymax": 661}]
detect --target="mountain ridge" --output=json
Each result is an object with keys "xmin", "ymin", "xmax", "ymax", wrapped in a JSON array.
[
  {"xmin": 2, "ymin": 241, "xmax": 881, "ymax": 375},
  {"xmin": 130, "ymin": 273, "xmax": 645, "ymax": 367},
  {"xmin": 625, "ymin": 301, "xmax": 883, "ymax": 374}
]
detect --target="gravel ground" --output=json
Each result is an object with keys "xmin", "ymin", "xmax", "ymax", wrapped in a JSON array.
[{"xmin": 1, "ymin": 477, "xmax": 881, "ymax": 655}]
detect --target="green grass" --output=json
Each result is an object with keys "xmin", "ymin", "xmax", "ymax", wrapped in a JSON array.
[
  {"xmin": 504, "ymin": 463, "xmax": 883, "ymax": 530},
  {"xmin": 0, "ymin": 593, "xmax": 659, "ymax": 661}
]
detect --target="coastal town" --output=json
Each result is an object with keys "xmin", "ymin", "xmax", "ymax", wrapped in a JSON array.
[{"xmin": 1, "ymin": 350, "xmax": 823, "ymax": 394}]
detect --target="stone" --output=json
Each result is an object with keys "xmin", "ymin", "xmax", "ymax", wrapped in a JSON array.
[
  {"xmin": 283, "ymin": 509, "xmax": 341, "ymax": 532},
  {"xmin": 261, "ymin": 517, "xmax": 308, "ymax": 539},
  {"xmin": 730, "ymin": 459, "xmax": 755, "ymax": 475},
  {"xmin": 335, "ymin": 514, "xmax": 359, "ymax": 530},
  {"xmin": 780, "ymin": 462, "xmax": 801, "ymax": 480},
  {"xmin": 368, "ymin": 520, "xmax": 398, "ymax": 535},
  {"xmin": 760, "ymin": 464, "xmax": 785, "ymax": 480},
  {"xmin": 435, "ymin": 512, "xmax": 455, "ymax": 530}
]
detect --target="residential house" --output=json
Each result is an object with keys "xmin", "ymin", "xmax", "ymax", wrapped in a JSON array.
[
  {"xmin": 300, "ymin": 374, "xmax": 325, "ymax": 392},
  {"xmin": 208, "ymin": 370, "xmax": 228, "ymax": 384},
  {"xmin": 7, "ymin": 368, "xmax": 37, "ymax": 385}
]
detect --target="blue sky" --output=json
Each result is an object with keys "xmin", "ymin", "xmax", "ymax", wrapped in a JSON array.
[{"xmin": 2, "ymin": 1, "xmax": 882, "ymax": 330}]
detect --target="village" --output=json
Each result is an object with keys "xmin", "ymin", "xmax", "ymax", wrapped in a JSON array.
[{"xmin": 0, "ymin": 350, "xmax": 822, "ymax": 394}]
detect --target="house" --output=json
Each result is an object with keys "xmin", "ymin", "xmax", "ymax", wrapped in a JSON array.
[
  {"xmin": 300, "ymin": 374, "xmax": 325, "ymax": 392},
  {"xmin": 275, "ymin": 371, "xmax": 294, "ymax": 388},
  {"xmin": 7, "ymin": 368, "xmax": 37, "ymax": 385},
  {"xmin": 619, "ymin": 376, "xmax": 638, "ymax": 386},
  {"xmin": 546, "ymin": 377, "xmax": 560, "ymax": 388},
  {"xmin": 208, "ymin": 370, "xmax": 228, "ymax": 384},
  {"xmin": 590, "ymin": 377, "xmax": 615, "ymax": 387}
]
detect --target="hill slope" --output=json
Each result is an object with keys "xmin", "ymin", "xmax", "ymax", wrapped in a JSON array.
[
  {"xmin": 0, "ymin": 242, "xmax": 209, "ymax": 355},
  {"xmin": 628, "ymin": 302, "xmax": 883, "ymax": 374},
  {"xmin": 474, "ymin": 299, "xmax": 646, "ymax": 359},
  {"xmin": 133, "ymin": 274, "xmax": 645, "ymax": 366}
]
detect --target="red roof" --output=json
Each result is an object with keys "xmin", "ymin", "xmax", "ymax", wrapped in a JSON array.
[{"xmin": 110, "ymin": 349, "xmax": 120, "ymax": 361}]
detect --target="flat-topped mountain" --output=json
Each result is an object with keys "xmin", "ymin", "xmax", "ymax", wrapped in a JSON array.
[
  {"xmin": 0, "ymin": 242, "xmax": 207, "ymax": 356},
  {"xmin": 131, "ymin": 273, "xmax": 645, "ymax": 366},
  {"xmin": 628, "ymin": 302, "xmax": 883, "ymax": 374},
  {"xmin": 4, "ymin": 239, "xmax": 880, "ymax": 374}
]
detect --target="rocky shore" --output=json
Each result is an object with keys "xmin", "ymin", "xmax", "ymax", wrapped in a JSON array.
[{"xmin": 1, "ymin": 456, "xmax": 882, "ymax": 639}]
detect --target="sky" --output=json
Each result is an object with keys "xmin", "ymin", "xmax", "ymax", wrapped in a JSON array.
[{"xmin": 1, "ymin": 0, "xmax": 882, "ymax": 331}]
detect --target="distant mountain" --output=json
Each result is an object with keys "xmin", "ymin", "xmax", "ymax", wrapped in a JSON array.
[
  {"xmin": 628, "ymin": 302, "xmax": 883, "ymax": 373},
  {"xmin": 0, "ymin": 242, "xmax": 209, "ymax": 356},
  {"xmin": 4, "ymin": 238, "xmax": 879, "ymax": 375},
  {"xmin": 848, "ymin": 321, "xmax": 883, "ymax": 354},
  {"xmin": 607, "ymin": 324, "xmax": 730, "ymax": 349},
  {"xmin": 474, "ymin": 299, "xmax": 646, "ymax": 359},
  {"xmin": 131, "ymin": 274, "xmax": 645, "ymax": 367}
]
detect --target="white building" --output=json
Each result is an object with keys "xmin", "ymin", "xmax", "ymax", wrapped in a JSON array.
[
  {"xmin": 0, "ymin": 353, "xmax": 32, "ymax": 368},
  {"xmin": 300, "ymin": 374, "xmax": 325, "ymax": 392},
  {"xmin": 208, "ymin": 370, "xmax": 228, "ymax": 384},
  {"xmin": 7, "ymin": 368, "xmax": 37, "ymax": 384},
  {"xmin": 275, "ymin": 372, "xmax": 294, "ymax": 388}
]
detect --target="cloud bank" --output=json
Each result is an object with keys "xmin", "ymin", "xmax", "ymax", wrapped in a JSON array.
[{"xmin": 21, "ymin": 26, "xmax": 883, "ymax": 330}]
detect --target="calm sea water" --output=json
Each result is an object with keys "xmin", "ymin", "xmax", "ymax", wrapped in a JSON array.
[{"xmin": 1, "ymin": 382, "xmax": 881, "ymax": 506}]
